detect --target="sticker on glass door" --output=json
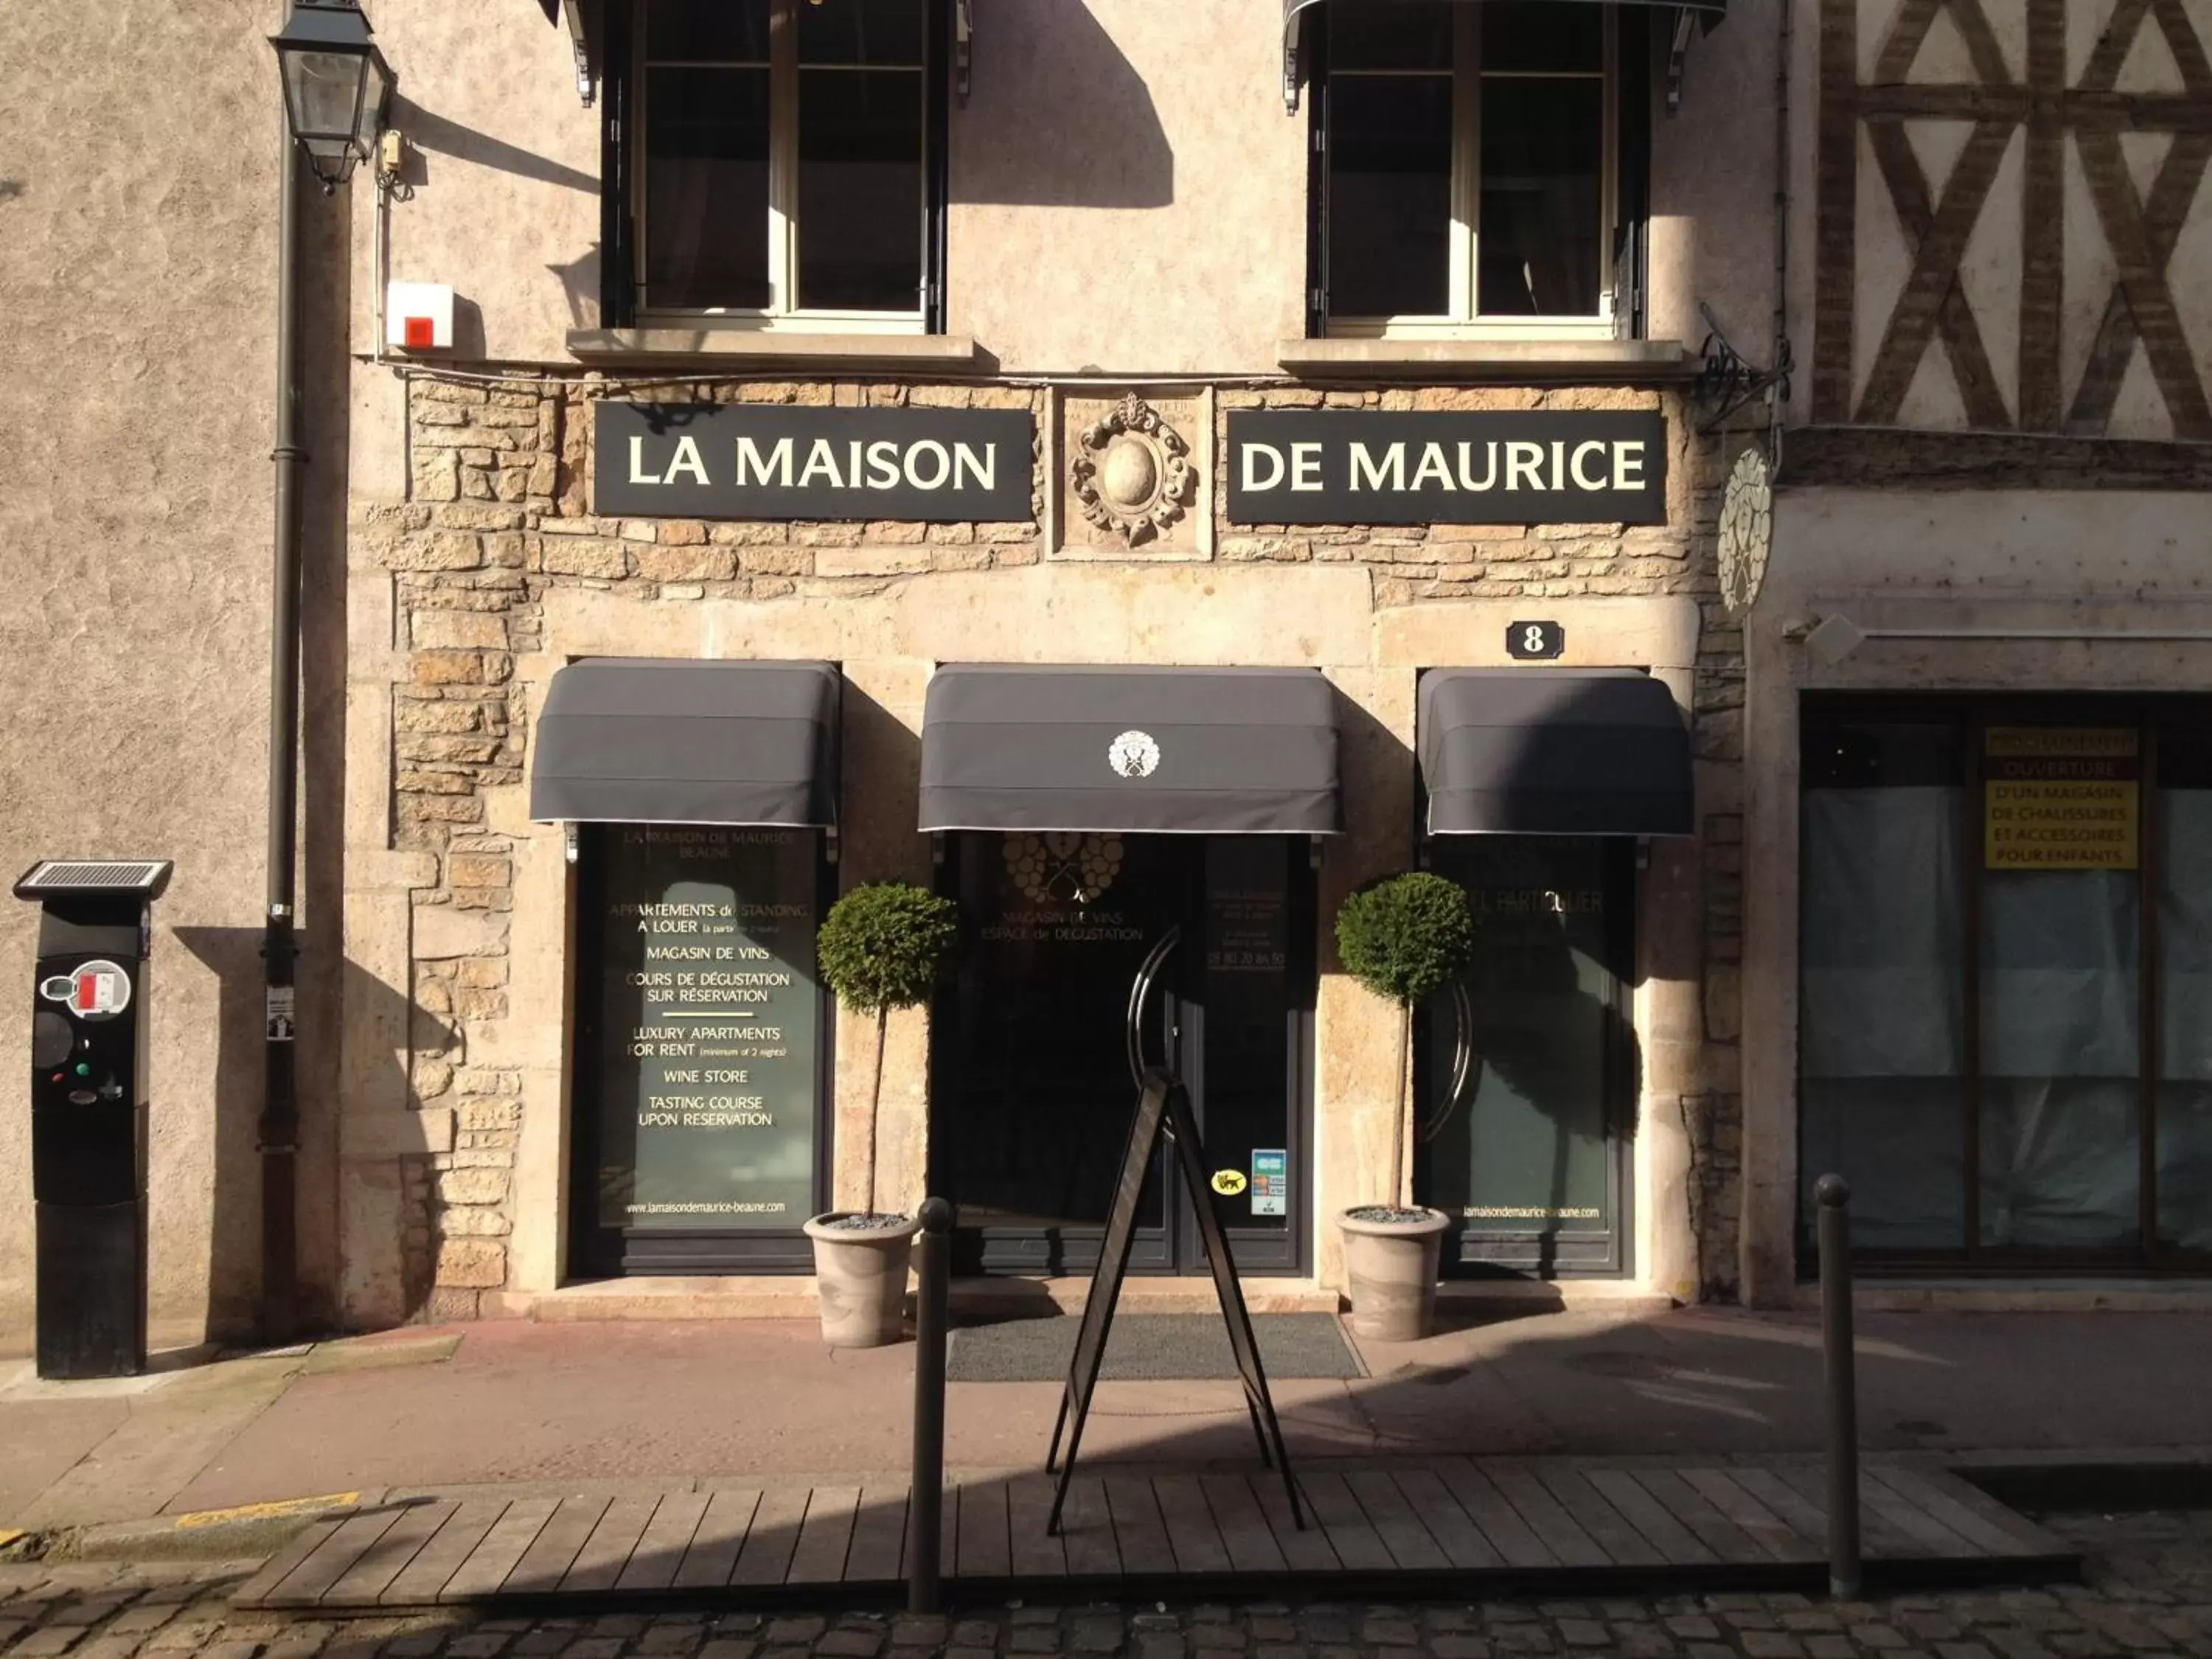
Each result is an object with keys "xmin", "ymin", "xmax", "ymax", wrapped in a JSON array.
[{"xmin": 1251, "ymin": 1149, "xmax": 1287, "ymax": 1217}]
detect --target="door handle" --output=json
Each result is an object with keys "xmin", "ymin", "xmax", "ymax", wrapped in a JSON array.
[
  {"xmin": 1420, "ymin": 981, "xmax": 1479, "ymax": 1144},
  {"xmin": 1124, "ymin": 925, "xmax": 1183, "ymax": 1091}
]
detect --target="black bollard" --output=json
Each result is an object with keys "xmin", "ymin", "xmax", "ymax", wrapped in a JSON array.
[
  {"xmin": 1817, "ymin": 1174, "xmax": 1861, "ymax": 1600},
  {"xmin": 907, "ymin": 1197, "xmax": 953, "ymax": 1614}
]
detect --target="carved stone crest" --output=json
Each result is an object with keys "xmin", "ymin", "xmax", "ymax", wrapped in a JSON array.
[
  {"xmin": 1070, "ymin": 394, "xmax": 1197, "ymax": 547},
  {"xmin": 1718, "ymin": 445, "xmax": 1774, "ymax": 617}
]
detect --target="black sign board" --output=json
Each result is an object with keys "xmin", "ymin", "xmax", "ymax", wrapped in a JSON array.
[
  {"xmin": 596, "ymin": 403, "xmax": 1036, "ymax": 523},
  {"xmin": 1226, "ymin": 409, "xmax": 1669, "ymax": 526},
  {"xmin": 1044, "ymin": 1070, "xmax": 1305, "ymax": 1534},
  {"xmin": 1506, "ymin": 620, "xmax": 1566, "ymax": 660}
]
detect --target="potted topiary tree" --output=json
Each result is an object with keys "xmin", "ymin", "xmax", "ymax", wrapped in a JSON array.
[
  {"xmin": 805, "ymin": 880, "xmax": 960, "ymax": 1349},
  {"xmin": 1332, "ymin": 871, "xmax": 1478, "ymax": 1342}
]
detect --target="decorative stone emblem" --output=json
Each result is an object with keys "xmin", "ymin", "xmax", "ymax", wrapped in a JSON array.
[
  {"xmin": 1107, "ymin": 729, "xmax": 1161, "ymax": 779},
  {"xmin": 1718, "ymin": 445, "xmax": 1774, "ymax": 617},
  {"xmin": 1005, "ymin": 832, "xmax": 1124, "ymax": 905},
  {"xmin": 1071, "ymin": 394, "xmax": 1198, "ymax": 546}
]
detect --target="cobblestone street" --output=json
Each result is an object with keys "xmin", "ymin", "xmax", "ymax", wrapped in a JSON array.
[{"xmin": 2, "ymin": 1514, "xmax": 2208, "ymax": 1659}]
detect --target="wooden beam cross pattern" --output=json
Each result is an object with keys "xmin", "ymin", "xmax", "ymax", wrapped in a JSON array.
[
  {"xmin": 1818, "ymin": 0, "xmax": 2212, "ymax": 438},
  {"xmin": 2067, "ymin": 0, "xmax": 2212, "ymax": 437}
]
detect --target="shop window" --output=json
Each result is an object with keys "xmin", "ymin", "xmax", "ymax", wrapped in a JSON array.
[
  {"xmin": 603, "ymin": 0, "xmax": 946, "ymax": 329},
  {"xmin": 1798, "ymin": 717, "xmax": 1970, "ymax": 1250},
  {"xmin": 569, "ymin": 824, "xmax": 830, "ymax": 1276},
  {"xmin": 1797, "ymin": 698, "xmax": 2212, "ymax": 1270},
  {"xmin": 1308, "ymin": 1, "xmax": 1647, "ymax": 339}
]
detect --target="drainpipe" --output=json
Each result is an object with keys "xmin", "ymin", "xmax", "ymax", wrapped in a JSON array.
[
  {"xmin": 261, "ymin": 138, "xmax": 305, "ymax": 1345},
  {"xmin": 1772, "ymin": 0, "xmax": 1795, "ymax": 458}
]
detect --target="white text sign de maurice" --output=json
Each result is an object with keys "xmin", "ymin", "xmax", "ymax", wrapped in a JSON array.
[{"xmin": 1225, "ymin": 409, "xmax": 1669, "ymax": 526}]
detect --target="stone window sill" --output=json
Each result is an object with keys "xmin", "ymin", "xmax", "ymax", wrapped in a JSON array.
[
  {"xmin": 1278, "ymin": 337, "xmax": 1694, "ymax": 383},
  {"xmin": 566, "ymin": 329, "xmax": 985, "ymax": 372}
]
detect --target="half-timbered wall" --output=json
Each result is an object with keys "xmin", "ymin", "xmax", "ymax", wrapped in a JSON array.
[{"xmin": 1810, "ymin": 0, "xmax": 2212, "ymax": 440}]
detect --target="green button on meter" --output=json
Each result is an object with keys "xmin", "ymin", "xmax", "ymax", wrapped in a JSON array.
[{"xmin": 73, "ymin": 1063, "xmax": 91, "ymax": 1078}]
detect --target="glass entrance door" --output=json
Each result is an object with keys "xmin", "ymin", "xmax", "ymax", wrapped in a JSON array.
[
  {"xmin": 932, "ymin": 833, "xmax": 1312, "ymax": 1276},
  {"xmin": 1415, "ymin": 836, "xmax": 1636, "ymax": 1276}
]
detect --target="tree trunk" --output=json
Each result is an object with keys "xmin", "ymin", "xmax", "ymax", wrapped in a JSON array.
[
  {"xmin": 1391, "ymin": 1001, "xmax": 1410, "ymax": 1206},
  {"xmin": 866, "ymin": 1004, "xmax": 888, "ymax": 1217}
]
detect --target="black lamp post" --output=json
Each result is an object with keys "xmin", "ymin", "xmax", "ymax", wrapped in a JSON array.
[{"xmin": 260, "ymin": 0, "xmax": 393, "ymax": 1341}]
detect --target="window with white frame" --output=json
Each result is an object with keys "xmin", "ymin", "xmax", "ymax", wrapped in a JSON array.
[
  {"xmin": 630, "ymin": 0, "xmax": 933, "ymax": 326},
  {"xmin": 1318, "ymin": 1, "xmax": 1624, "ymax": 337}
]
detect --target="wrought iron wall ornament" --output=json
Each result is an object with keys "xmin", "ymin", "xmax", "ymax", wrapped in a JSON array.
[
  {"xmin": 1071, "ymin": 394, "xmax": 1198, "ymax": 547},
  {"xmin": 1694, "ymin": 301, "xmax": 1792, "ymax": 433},
  {"xmin": 1718, "ymin": 445, "xmax": 1775, "ymax": 618}
]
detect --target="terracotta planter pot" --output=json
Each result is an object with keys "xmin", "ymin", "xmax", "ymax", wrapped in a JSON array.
[
  {"xmin": 1336, "ymin": 1206, "xmax": 1451, "ymax": 1342},
  {"xmin": 803, "ymin": 1211, "xmax": 922, "ymax": 1349}
]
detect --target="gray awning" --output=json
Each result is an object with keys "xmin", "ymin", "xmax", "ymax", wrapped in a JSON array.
[
  {"xmin": 919, "ymin": 666, "xmax": 1340, "ymax": 835},
  {"xmin": 1282, "ymin": 0, "xmax": 1728, "ymax": 111},
  {"xmin": 531, "ymin": 659, "xmax": 838, "ymax": 828},
  {"xmin": 1418, "ymin": 669, "xmax": 1691, "ymax": 837}
]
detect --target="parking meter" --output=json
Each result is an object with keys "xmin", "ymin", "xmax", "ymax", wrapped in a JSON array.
[{"xmin": 13, "ymin": 859, "xmax": 172, "ymax": 1379}]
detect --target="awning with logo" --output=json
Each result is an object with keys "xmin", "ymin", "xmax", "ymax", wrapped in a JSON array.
[
  {"xmin": 1281, "ymin": 0, "xmax": 1730, "ymax": 111},
  {"xmin": 1417, "ymin": 668, "xmax": 1692, "ymax": 836},
  {"xmin": 530, "ymin": 658, "xmax": 840, "ymax": 828},
  {"xmin": 919, "ymin": 666, "xmax": 1341, "ymax": 835}
]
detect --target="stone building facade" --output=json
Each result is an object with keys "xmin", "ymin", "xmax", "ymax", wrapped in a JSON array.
[
  {"xmin": 45, "ymin": 0, "xmax": 2136, "ymax": 1345},
  {"xmin": 337, "ymin": 369, "xmax": 1744, "ymax": 1323}
]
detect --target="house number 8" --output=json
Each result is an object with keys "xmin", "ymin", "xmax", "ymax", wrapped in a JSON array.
[{"xmin": 1506, "ymin": 620, "xmax": 1565, "ymax": 661}]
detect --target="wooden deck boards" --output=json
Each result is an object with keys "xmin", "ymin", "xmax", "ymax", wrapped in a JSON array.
[{"xmin": 232, "ymin": 1457, "xmax": 2079, "ymax": 1613}]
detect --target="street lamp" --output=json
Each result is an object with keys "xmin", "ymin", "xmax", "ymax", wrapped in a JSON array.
[
  {"xmin": 270, "ymin": 0, "xmax": 394, "ymax": 190},
  {"xmin": 256, "ymin": 0, "xmax": 394, "ymax": 1342}
]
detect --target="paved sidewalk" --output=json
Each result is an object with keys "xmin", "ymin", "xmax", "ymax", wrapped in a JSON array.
[
  {"xmin": 3, "ymin": 1309, "xmax": 2211, "ymax": 1534},
  {"xmin": 3, "ymin": 1510, "xmax": 2211, "ymax": 1659}
]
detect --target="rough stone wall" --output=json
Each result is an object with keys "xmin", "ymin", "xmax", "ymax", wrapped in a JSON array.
[
  {"xmin": 0, "ymin": 0, "xmax": 358, "ymax": 1344},
  {"xmin": 353, "ymin": 371, "xmax": 1745, "ymax": 1317}
]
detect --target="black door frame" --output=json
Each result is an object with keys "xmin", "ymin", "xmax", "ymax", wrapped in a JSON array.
[{"xmin": 931, "ymin": 832, "xmax": 1317, "ymax": 1279}]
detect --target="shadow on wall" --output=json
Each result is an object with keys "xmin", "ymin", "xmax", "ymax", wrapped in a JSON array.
[
  {"xmin": 392, "ymin": 97, "xmax": 597, "ymax": 197},
  {"xmin": 382, "ymin": 96, "xmax": 601, "ymax": 330},
  {"xmin": 549, "ymin": 246, "xmax": 602, "ymax": 330},
  {"xmin": 172, "ymin": 930, "xmax": 458, "ymax": 1340},
  {"xmin": 957, "ymin": 0, "xmax": 1174, "ymax": 209}
]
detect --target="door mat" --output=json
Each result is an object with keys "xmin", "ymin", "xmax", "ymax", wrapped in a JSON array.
[{"xmin": 945, "ymin": 1312, "xmax": 1364, "ymax": 1382}]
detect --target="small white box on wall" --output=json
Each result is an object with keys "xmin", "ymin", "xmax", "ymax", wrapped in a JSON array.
[{"xmin": 387, "ymin": 282, "xmax": 454, "ymax": 352}]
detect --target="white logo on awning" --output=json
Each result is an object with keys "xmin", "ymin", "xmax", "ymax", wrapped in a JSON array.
[{"xmin": 1107, "ymin": 730, "xmax": 1161, "ymax": 779}]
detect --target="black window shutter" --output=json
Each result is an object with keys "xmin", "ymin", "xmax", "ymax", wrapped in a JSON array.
[
  {"xmin": 600, "ymin": 0, "xmax": 637, "ymax": 329},
  {"xmin": 1615, "ymin": 4, "xmax": 1653, "ymax": 341},
  {"xmin": 925, "ymin": 0, "xmax": 951, "ymax": 333},
  {"xmin": 1303, "ymin": 6, "xmax": 1329, "ymax": 340}
]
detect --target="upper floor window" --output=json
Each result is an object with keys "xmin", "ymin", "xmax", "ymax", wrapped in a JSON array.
[
  {"xmin": 616, "ymin": 0, "xmax": 941, "ymax": 328},
  {"xmin": 1314, "ymin": 1, "xmax": 1637, "ymax": 338}
]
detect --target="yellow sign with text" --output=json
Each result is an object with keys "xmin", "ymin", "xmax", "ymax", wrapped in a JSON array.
[{"xmin": 1984, "ymin": 728, "xmax": 2139, "ymax": 871}]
